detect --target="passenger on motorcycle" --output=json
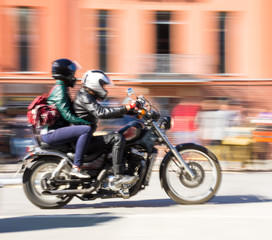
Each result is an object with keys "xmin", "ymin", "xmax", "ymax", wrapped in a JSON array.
[
  {"xmin": 40, "ymin": 58, "xmax": 93, "ymax": 179},
  {"xmin": 73, "ymin": 70, "xmax": 138, "ymax": 187}
]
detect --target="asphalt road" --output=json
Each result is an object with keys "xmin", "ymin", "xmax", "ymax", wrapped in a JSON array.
[{"xmin": 1, "ymin": 172, "xmax": 272, "ymax": 240}]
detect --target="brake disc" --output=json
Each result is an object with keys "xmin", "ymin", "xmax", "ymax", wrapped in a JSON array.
[{"xmin": 179, "ymin": 162, "xmax": 205, "ymax": 188}]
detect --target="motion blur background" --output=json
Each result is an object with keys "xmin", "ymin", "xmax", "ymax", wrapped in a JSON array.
[{"xmin": 1, "ymin": 0, "xmax": 272, "ymax": 170}]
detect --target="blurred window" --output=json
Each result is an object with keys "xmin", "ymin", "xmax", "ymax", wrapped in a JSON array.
[
  {"xmin": 156, "ymin": 11, "xmax": 171, "ymax": 54},
  {"xmin": 18, "ymin": 7, "xmax": 29, "ymax": 71},
  {"xmin": 218, "ymin": 12, "xmax": 227, "ymax": 74},
  {"xmin": 98, "ymin": 10, "xmax": 108, "ymax": 72},
  {"xmin": 17, "ymin": 7, "xmax": 38, "ymax": 72},
  {"xmin": 3, "ymin": 7, "xmax": 38, "ymax": 72}
]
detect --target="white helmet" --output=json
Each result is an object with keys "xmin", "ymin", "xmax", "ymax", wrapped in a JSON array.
[{"xmin": 81, "ymin": 70, "xmax": 112, "ymax": 100}]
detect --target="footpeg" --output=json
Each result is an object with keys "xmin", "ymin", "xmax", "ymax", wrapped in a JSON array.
[{"xmin": 119, "ymin": 188, "xmax": 130, "ymax": 199}]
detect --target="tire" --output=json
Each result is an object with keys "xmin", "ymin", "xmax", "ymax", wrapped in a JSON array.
[
  {"xmin": 160, "ymin": 143, "xmax": 221, "ymax": 204},
  {"xmin": 23, "ymin": 157, "xmax": 74, "ymax": 209}
]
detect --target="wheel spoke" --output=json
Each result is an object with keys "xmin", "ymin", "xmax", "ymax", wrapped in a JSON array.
[
  {"xmin": 23, "ymin": 159, "xmax": 73, "ymax": 209},
  {"xmin": 162, "ymin": 146, "xmax": 221, "ymax": 204}
]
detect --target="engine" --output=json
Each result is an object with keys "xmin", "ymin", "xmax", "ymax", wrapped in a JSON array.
[
  {"xmin": 125, "ymin": 148, "xmax": 146, "ymax": 176},
  {"xmin": 101, "ymin": 148, "xmax": 145, "ymax": 192}
]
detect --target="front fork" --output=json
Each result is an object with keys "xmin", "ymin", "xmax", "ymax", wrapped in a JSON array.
[
  {"xmin": 151, "ymin": 121, "xmax": 196, "ymax": 179},
  {"xmin": 144, "ymin": 148, "xmax": 158, "ymax": 186}
]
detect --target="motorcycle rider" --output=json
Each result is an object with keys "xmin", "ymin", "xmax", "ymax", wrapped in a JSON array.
[
  {"xmin": 40, "ymin": 58, "xmax": 93, "ymax": 179},
  {"xmin": 73, "ymin": 70, "xmax": 138, "ymax": 187}
]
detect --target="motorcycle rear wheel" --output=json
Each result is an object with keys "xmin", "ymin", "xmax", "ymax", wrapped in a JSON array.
[
  {"xmin": 23, "ymin": 158, "xmax": 74, "ymax": 209},
  {"xmin": 160, "ymin": 144, "xmax": 221, "ymax": 204}
]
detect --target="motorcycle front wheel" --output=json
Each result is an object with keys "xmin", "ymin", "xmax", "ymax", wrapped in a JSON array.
[
  {"xmin": 23, "ymin": 157, "xmax": 74, "ymax": 209},
  {"xmin": 160, "ymin": 143, "xmax": 221, "ymax": 204}
]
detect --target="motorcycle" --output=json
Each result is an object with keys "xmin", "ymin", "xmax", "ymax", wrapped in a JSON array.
[{"xmin": 18, "ymin": 88, "xmax": 222, "ymax": 209}]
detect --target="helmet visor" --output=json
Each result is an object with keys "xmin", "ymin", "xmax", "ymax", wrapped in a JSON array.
[
  {"xmin": 72, "ymin": 61, "xmax": 82, "ymax": 70},
  {"xmin": 68, "ymin": 62, "xmax": 77, "ymax": 72},
  {"xmin": 92, "ymin": 70, "xmax": 114, "ymax": 86}
]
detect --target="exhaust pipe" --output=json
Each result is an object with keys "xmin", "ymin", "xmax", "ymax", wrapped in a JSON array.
[
  {"xmin": 42, "ymin": 169, "xmax": 107, "ymax": 196},
  {"xmin": 42, "ymin": 186, "xmax": 96, "ymax": 196}
]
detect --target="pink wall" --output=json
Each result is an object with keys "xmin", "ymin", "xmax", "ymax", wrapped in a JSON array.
[{"xmin": 0, "ymin": 0, "xmax": 272, "ymax": 79}]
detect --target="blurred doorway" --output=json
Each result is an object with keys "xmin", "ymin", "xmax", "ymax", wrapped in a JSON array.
[{"xmin": 155, "ymin": 11, "xmax": 171, "ymax": 73}]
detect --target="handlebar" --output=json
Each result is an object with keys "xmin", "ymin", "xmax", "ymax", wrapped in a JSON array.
[{"xmin": 127, "ymin": 88, "xmax": 160, "ymax": 121}]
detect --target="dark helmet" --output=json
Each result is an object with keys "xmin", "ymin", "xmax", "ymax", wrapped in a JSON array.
[
  {"xmin": 52, "ymin": 58, "xmax": 78, "ymax": 87},
  {"xmin": 81, "ymin": 70, "xmax": 112, "ymax": 101}
]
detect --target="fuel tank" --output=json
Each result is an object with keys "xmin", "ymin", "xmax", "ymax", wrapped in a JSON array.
[{"xmin": 118, "ymin": 120, "xmax": 144, "ymax": 142}]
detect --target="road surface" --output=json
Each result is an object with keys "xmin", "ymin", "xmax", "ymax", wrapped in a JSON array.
[{"xmin": 0, "ymin": 172, "xmax": 272, "ymax": 240}]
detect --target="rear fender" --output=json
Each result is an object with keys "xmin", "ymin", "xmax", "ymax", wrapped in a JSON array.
[
  {"xmin": 22, "ymin": 152, "xmax": 70, "ymax": 184},
  {"xmin": 20, "ymin": 148, "xmax": 72, "ymax": 173}
]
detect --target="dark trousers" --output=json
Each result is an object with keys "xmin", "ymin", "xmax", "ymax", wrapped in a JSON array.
[
  {"xmin": 41, "ymin": 125, "xmax": 92, "ymax": 167},
  {"xmin": 86, "ymin": 132, "xmax": 126, "ymax": 175}
]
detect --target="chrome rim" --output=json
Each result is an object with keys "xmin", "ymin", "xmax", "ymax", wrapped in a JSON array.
[
  {"xmin": 30, "ymin": 163, "xmax": 71, "ymax": 203},
  {"xmin": 166, "ymin": 149, "xmax": 218, "ymax": 202}
]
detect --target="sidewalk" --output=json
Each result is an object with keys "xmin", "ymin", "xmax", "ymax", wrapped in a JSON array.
[{"xmin": 0, "ymin": 163, "xmax": 23, "ymax": 187}]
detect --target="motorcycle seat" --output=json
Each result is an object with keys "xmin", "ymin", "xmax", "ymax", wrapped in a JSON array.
[
  {"xmin": 40, "ymin": 142, "xmax": 71, "ymax": 153},
  {"xmin": 67, "ymin": 150, "xmax": 104, "ymax": 162}
]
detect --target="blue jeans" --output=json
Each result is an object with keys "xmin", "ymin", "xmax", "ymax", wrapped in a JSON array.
[{"xmin": 41, "ymin": 125, "xmax": 92, "ymax": 167}]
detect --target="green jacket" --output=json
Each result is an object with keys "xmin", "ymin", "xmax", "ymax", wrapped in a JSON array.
[{"xmin": 47, "ymin": 80, "xmax": 90, "ymax": 130}]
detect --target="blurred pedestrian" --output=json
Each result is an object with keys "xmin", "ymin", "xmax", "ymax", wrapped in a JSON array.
[
  {"xmin": 171, "ymin": 99, "xmax": 200, "ymax": 144},
  {"xmin": 195, "ymin": 99, "xmax": 240, "ymax": 145}
]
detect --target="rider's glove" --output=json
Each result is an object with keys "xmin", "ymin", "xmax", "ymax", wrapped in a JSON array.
[
  {"xmin": 129, "ymin": 100, "xmax": 137, "ymax": 110},
  {"xmin": 125, "ymin": 100, "xmax": 139, "ymax": 112}
]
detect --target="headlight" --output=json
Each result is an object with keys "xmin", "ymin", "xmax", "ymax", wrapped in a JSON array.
[{"xmin": 160, "ymin": 116, "xmax": 172, "ymax": 130}]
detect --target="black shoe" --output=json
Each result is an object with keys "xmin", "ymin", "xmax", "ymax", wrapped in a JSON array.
[
  {"xmin": 113, "ymin": 175, "xmax": 138, "ymax": 187},
  {"xmin": 70, "ymin": 168, "xmax": 90, "ymax": 179}
]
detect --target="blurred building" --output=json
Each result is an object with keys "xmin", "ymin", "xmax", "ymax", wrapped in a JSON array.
[
  {"xmin": 0, "ymin": 1, "xmax": 272, "ymax": 99},
  {"xmin": 1, "ymin": 0, "xmax": 272, "ymax": 160},
  {"xmin": 0, "ymin": 0, "xmax": 271, "ymax": 76}
]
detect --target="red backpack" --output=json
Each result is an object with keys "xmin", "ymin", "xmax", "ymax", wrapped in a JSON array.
[{"xmin": 27, "ymin": 86, "xmax": 60, "ymax": 128}]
